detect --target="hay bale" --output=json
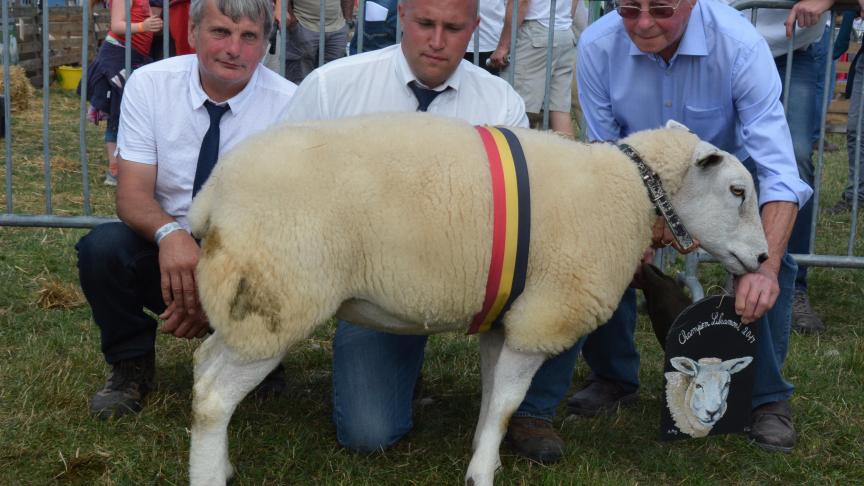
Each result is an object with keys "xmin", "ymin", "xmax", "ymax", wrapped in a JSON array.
[{"xmin": 0, "ymin": 65, "xmax": 35, "ymax": 112}]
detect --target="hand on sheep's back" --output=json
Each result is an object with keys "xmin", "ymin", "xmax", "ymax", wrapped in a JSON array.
[{"xmin": 157, "ymin": 230, "xmax": 210, "ymax": 339}]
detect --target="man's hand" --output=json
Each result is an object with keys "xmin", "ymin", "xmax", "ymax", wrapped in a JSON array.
[
  {"xmin": 157, "ymin": 229, "xmax": 201, "ymax": 317},
  {"xmin": 160, "ymin": 301, "xmax": 210, "ymax": 339},
  {"xmin": 734, "ymin": 265, "xmax": 780, "ymax": 324},
  {"xmin": 785, "ymin": 0, "xmax": 834, "ymax": 37},
  {"xmin": 650, "ymin": 215, "xmax": 700, "ymax": 254},
  {"xmin": 489, "ymin": 46, "xmax": 510, "ymax": 69}
]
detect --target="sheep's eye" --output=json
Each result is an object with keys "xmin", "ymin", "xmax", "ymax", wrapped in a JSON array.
[
  {"xmin": 730, "ymin": 186, "xmax": 745, "ymax": 198},
  {"xmin": 695, "ymin": 384, "xmax": 703, "ymax": 390}
]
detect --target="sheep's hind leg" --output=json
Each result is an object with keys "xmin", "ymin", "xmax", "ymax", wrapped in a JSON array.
[
  {"xmin": 189, "ymin": 333, "xmax": 285, "ymax": 486},
  {"xmin": 473, "ymin": 329, "xmax": 505, "ymax": 453},
  {"xmin": 465, "ymin": 342, "xmax": 546, "ymax": 486}
]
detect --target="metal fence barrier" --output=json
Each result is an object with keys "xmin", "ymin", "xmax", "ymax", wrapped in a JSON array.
[{"xmin": 1, "ymin": 0, "xmax": 861, "ymax": 292}]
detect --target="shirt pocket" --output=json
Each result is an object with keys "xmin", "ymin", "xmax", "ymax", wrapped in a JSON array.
[{"xmin": 682, "ymin": 105, "xmax": 724, "ymax": 142}]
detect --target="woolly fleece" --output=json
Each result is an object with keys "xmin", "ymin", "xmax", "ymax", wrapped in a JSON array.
[{"xmin": 188, "ymin": 114, "xmax": 702, "ymax": 359}]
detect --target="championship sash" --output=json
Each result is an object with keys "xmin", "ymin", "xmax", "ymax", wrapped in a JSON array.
[{"xmin": 467, "ymin": 126, "xmax": 531, "ymax": 334}]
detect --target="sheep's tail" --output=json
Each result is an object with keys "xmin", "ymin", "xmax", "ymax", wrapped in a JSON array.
[{"xmin": 187, "ymin": 183, "xmax": 215, "ymax": 239}]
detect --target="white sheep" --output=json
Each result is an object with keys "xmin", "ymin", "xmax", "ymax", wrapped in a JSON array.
[
  {"xmin": 665, "ymin": 356, "xmax": 754, "ymax": 438},
  {"xmin": 186, "ymin": 114, "xmax": 768, "ymax": 486}
]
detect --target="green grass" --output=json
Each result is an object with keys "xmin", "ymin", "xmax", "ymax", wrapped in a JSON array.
[{"xmin": 1, "ymin": 90, "xmax": 863, "ymax": 484}]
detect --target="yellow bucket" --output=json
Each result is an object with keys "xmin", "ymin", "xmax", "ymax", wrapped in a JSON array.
[{"xmin": 56, "ymin": 65, "xmax": 82, "ymax": 90}]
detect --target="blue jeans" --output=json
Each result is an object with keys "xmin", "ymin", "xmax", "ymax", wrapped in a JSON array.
[
  {"xmin": 777, "ymin": 39, "xmax": 827, "ymax": 292},
  {"xmin": 845, "ymin": 47, "xmax": 864, "ymax": 203},
  {"xmin": 76, "ymin": 222, "xmax": 165, "ymax": 363},
  {"xmin": 331, "ymin": 314, "xmax": 586, "ymax": 450}
]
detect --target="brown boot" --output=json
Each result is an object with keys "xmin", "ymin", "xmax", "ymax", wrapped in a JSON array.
[
  {"xmin": 504, "ymin": 416, "xmax": 564, "ymax": 464},
  {"xmin": 89, "ymin": 351, "xmax": 155, "ymax": 420},
  {"xmin": 567, "ymin": 378, "xmax": 639, "ymax": 417},
  {"xmin": 749, "ymin": 400, "xmax": 796, "ymax": 453}
]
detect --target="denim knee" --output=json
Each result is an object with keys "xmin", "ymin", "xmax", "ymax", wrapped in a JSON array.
[
  {"xmin": 335, "ymin": 417, "xmax": 408, "ymax": 452},
  {"xmin": 77, "ymin": 223, "xmax": 139, "ymax": 281}
]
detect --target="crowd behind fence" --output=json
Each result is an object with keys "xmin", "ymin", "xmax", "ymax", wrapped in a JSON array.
[{"xmin": 0, "ymin": 0, "xmax": 862, "ymax": 293}]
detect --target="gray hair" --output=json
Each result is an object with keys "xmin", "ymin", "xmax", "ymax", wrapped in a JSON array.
[{"xmin": 190, "ymin": 0, "xmax": 274, "ymax": 39}]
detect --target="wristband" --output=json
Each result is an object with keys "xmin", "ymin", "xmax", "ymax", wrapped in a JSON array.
[
  {"xmin": 138, "ymin": 22, "xmax": 144, "ymax": 32},
  {"xmin": 155, "ymin": 221, "xmax": 184, "ymax": 246}
]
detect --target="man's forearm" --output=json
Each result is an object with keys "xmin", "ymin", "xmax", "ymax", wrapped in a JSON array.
[
  {"xmin": 115, "ymin": 159, "xmax": 178, "ymax": 243},
  {"xmin": 759, "ymin": 201, "xmax": 799, "ymax": 275},
  {"xmin": 496, "ymin": 0, "xmax": 530, "ymax": 51}
]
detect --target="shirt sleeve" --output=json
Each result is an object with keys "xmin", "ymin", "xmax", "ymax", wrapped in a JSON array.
[
  {"xmin": 282, "ymin": 69, "xmax": 330, "ymax": 122},
  {"xmin": 505, "ymin": 87, "xmax": 530, "ymax": 128},
  {"xmin": 732, "ymin": 39, "xmax": 813, "ymax": 207},
  {"xmin": 577, "ymin": 38, "xmax": 622, "ymax": 142},
  {"xmin": 116, "ymin": 70, "xmax": 157, "ymax": 165}
]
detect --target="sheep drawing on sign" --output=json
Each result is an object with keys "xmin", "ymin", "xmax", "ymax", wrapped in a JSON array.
[{"xmin": 665, "ymin": 356, "xmax": 754, "ymax": 438}]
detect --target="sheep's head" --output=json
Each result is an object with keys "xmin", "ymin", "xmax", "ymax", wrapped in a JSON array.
[
  {"xmin": 624, "ymin": 120, "xmax": 769, "ymax": 276},
  {"xmin": 670, "ymin": 356, "xmax": 753, "ymax": 427}
]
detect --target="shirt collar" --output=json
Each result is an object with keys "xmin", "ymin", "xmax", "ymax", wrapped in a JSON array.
[
  {"xmin": 394, "ymin": 44, "xmax": 463, "ymax": 93},
  {"xmin": 188, "ymin": 56, "xmax": 263, "ymax": 114},
  {"xmin": 627, "ymin": 2, "xmax": 708, "ymax": 61}
]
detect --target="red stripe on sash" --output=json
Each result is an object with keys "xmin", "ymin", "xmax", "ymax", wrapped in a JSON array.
[{"xmin": 469, "ymin": 126, "xmax": 508, "ymax": 334}]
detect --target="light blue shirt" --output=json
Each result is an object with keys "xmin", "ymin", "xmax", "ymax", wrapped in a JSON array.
[{"xmin": 577, "ymin": 0, "xmax": 812, "ymax": 207}]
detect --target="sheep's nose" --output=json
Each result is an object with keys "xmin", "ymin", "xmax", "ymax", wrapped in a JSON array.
[{"xmin": 757, "ymin": 253, "xmax": 768, "ymax": 264}]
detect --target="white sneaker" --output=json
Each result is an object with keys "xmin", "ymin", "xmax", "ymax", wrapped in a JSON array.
[{"xmin": 103, "ymin": 172, "xmax": 118, "ymax": 186}]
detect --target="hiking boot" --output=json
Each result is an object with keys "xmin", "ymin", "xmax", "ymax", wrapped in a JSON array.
[
  {"xmin": 567, "ymin": 378, "xmax": 638, "ymax": 417},
  {"xmin": 90, "ymin": 351, "xmax": 155, "ymax": 419},
  {"xmin": 251, "ymin": 363, "xmax": 287, "ymax": 401},
  {"xmin": 792, "ymin": 289, "xmax": 825, "ymax": 333},
  {"xmin": 825, "ymin": 198, "xmax": 853, "ymax": 215},
  {"xmin": 749, "ymin": 400, "xmax": 796, "ymax": 453},
  {"xmin": 504, "ymin": 416, "xmax": 564, "ymax": 464}
]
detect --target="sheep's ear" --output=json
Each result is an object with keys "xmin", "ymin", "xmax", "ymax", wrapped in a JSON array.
[
  {"xmin": 693, "ymin": 141, "xmax": 723, "ymax": 168},
  {"xmin": 722, "ymin": 356, "xmax": 753, "ymax": 375},
  {"xmin": 665, "ymin": 119, "xmax": 690, "ymax": 131},
  {"xmin": 670, "ymin": 356, "xmax": 698, "ymax": 376}
]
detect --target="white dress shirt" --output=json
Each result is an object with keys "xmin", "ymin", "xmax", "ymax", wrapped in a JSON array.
[
  {"xmin": 284, "ymin": 44, "xmax": 529, "ymax": 127},
  {"xmin": 117, "ymin": 55, "xmax": 297, "ymax": 229}
]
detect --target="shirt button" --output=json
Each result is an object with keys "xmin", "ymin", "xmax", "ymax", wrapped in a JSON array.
[{"xmin": 664, "ymin": 101, "xmax": 672, "ymax": 107}]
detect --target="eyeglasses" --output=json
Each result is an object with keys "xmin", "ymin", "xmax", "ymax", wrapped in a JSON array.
[{"xmin": 615, "ymin": 0, "xmax": 688, "ymax": 20}]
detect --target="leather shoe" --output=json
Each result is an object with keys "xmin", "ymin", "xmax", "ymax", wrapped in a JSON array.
[
  {"xmin": 567, "ymin": 378, "xmax": 638, "ymax": 417},
  {"xmin": 749, "ymin": 400, "xmax": 796, "ymax": 453},
  {"xmin": 504, "ymin": 416, "xmax": 564, "ymax": 464}
]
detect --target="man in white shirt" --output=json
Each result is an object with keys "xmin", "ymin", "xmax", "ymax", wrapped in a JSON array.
[
  {"xmin": 76, "ymin": 0, "xmax": 297, "ymax": 420},
  {"xmin": 286, "ymin": 0, "xmax": 569, "ymax": 465}
]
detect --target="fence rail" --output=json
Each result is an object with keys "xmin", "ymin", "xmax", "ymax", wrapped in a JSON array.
[{"xmin": 1, "ymin": 0, "xmax": 862, "ymax": 286}]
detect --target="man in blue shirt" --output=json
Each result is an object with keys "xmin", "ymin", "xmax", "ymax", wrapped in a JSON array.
[{"xmin": 534, "ymin": 0, "xmax": 812, "ymax": 452}]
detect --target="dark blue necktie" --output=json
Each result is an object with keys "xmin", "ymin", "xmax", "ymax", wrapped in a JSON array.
[
  {"xmin": 193, "ymin": 100, "xmax": 231, "ymax": 196},
  {"xmin": 408, "ymin": 81, "xmax": 448, "ymax": 112}
]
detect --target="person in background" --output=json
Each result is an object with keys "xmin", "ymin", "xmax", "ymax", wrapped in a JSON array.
[
  {"xmin": 464, "ymin": 0, "xmax": 505, "ymax": 75},
  {"xmin": 349, "ymin": 0, "xmax": 398, "ymax": 54},
  {"xmin": 490, "ymin": 0, "xmax": 576, "ymax": 137},
  {"xmin": 274, "ymin": 0, "xmax": 354, "ymax": 84},
  {"xmin": 84, "ymin": 0, "xmax": 163, "ymax": 186}
]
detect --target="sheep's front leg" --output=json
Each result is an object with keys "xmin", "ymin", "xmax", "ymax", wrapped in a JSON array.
[
  {"xmin": 189, "ymin": 333, "xmax": 284, "ymax": 486},
  {"xmin": 465, "ymin": 342, "xmax": 546, "ymax": 486},
  {"xmin": 473, "ymin": 329, "xmax": 505, "ymax": 453}
]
